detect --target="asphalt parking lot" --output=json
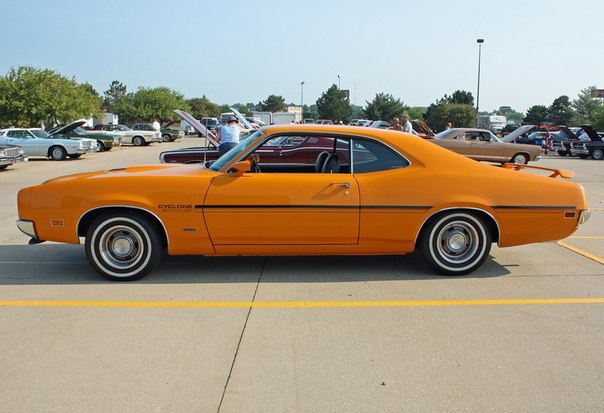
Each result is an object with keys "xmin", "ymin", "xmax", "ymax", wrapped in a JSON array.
[{"xmin": 1, "ymin": 139, "xmax": 603, "ymax": 412}]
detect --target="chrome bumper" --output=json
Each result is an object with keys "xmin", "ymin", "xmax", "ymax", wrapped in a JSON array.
[{"xmin": 16, "ymin": 219, "xmax": 37, "ymax": 238}]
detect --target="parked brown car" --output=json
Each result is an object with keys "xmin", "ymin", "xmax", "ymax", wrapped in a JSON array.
[{"xmin": 428, "ymin": 128, "xmax": 542, "ymax": 164}]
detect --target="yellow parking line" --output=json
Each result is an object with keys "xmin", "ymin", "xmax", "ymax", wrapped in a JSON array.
[
  {"xmin": 0, "ymin": 298, "xmax": 603, "ymax": 309},
  {"xmin": 557, "ymin": 241, "xmax": 604, "ymax": 265}
]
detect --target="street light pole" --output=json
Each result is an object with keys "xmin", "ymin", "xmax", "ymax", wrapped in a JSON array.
[
  {"xmin": 476, "ymin": 38, "xmax": 484, "ymax": 114},
  {"xmin": 300, "ymin": 81, "xmax": 304, "ymax": 108},
  {"xmin": 337, "ymin": 75, "xmax": 341, "ymax": 90}
]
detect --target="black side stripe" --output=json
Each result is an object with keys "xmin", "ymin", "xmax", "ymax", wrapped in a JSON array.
[
  {"xmin": 199, "ymin": 205, "xmax": 432, "ymax": 210},
  {"xmin": 492, "ymin": 206, "xmax": 576, "ymax": 210}
]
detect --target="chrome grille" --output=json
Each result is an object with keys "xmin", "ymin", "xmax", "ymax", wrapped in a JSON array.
[{"xmin": 4, "ymin": 147, "xmax": 20, "ymax": 158}]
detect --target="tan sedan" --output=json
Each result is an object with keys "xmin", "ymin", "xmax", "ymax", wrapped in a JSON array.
[{"xmin": 428, "ymin": 128, "xmax": 542, "ymax": 164}]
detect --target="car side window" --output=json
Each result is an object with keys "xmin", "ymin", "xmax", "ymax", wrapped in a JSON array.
[{"xmin": 351, "ymin": 139, "xmax": 409, "ymax": 173}]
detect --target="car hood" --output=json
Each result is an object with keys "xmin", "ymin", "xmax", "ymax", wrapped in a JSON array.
[
  {"xmin": 580, "ymin": 124, "xmax": 602, "ymax": 142},
  {"xmin": 173, "ymin": 109, "xmax": 220, "ymax": 146},
  {"xmin": 502, "ymin": 125, "xmax": 535, "ymax": 142},
  {"xmin": 557, "ymin": 126, "xmax": 578, "ymax": 141},
  {"xmin": 49, "ymin": 119, "xmax": 88, "ymax": 135}
]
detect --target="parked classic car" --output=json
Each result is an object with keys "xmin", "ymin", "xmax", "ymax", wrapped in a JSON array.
[
  {"xmin": 30, "ymin": 128, "xmax": 100, "ymax": 155},
  {"xmin": 128, "ymin": 123, "xmax": 184, "ymax": 142},
  {"xmin": 569, "ymin": 125, "xmax": 604, "ymax": 159},
  {"xmin": 94, "ymin": 124, "xmax": 161, "ymax": 146},
  {"xmin": 0, "ymin": 128, "xmax": 94, "ymax": 160},
  {"xmin": 17, "ymin": 125, "xmax": 589, "ymax": 281},
  {"xmin": 48, "ymin": 120, "xmax": 120, "ymax": 151},
  {"xmin": 0, "ymin": 143, "xmax": 27, "ymax": 170},
  {"xmin": 430, "ymin": 128, "xmax": 542, "ymax": 164}
]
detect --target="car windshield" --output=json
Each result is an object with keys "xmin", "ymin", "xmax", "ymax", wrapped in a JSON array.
[
  {"xmin": 118, "ymin": 125, "xmax": 131, "ymax": 131},
  {"xmin": 74, "ymin": 127, "xmax": 87, "ymax": 133},
  {"xmin": 209, "ymin": 130, "xmax": 263, "ymax": 172},
  {"xmin": 30, "ymin": 129, "xmax": 52, "ymax": 139}
]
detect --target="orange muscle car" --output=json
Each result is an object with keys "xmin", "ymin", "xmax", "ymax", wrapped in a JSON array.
[{"xmin": 17, "ymin": 125, "xmax": 590, "ymax": 281}]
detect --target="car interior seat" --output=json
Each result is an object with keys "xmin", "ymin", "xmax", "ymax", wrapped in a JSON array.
[
  {"xmin": 314, "ymin": 151, "xmax": 330, "ymax": 173},
  {"xmin": 321, "ymin": 154, "xmax": 340, "ymax": 173}
]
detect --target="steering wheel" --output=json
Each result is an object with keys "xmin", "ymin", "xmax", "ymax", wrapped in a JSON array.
[{"xmin": 250, "ymin": 154, "xmax": 261, "ymax": 173}]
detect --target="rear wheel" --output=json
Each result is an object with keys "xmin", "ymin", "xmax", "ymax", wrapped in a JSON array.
[
  {"xmin": 97, "ymin": 140, "xmax": 107, "ymax": 151},
  {"xmin": 419, "ymin": 212, "xmax": 492, "ymax": 275},
  {"xmin": 592, "ymin": 148, "xmax": 604, "ymax": 160},
  {"xmin": 133, "ymin": 136, "xmax": 144, "ymax": 146},
  {"xmin": 85, "ymin": 212, "xmax": 162, "ymax": 281},
  {"xmin": 49, "ymin": 146, "xmax": 67, "ymax": 161},
  {"xmin": 511, "ymin": 153, "xmax": 529, "ymax": 164},
  {"xmin": 162, "ymin": 134, "xmax": 172, "ymax": 142}
]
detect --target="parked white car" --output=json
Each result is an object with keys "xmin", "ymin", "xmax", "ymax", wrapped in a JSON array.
[
  {"xmin": 97, "ymin": 124, "xmax": 161, "ymax": 146},
  {"xmin": 29, "ymin": 128, "xmax": 100, "ymax": 152},
  {"xmin": 0, "ymin": 128, "xmax": 95, "ymax": 160}
]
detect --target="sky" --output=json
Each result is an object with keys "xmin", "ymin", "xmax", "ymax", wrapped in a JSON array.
[{"xmin": 1, "ymin": 0, "xmax": 603, "ymax": 114}]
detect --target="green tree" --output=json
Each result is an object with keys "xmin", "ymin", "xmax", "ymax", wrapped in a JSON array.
[
  {"xmin": 407, "ymin": 107, "xmax": 427, "ymax": 121},
  {"xmin": 259, "ymin": 95, "xmax": 286, "ymax": 112},
  {"xmin": 316, "ymin": 84, "xmax": 352, "ymax": 122},
  {"xmin": 523, "ymin": 105, "xmax": 548, "ymax": 124},
  {"xmin": 450, "ymin": 90, "xmax": 474, "ymax": 106},
  {"xmin": 572, "ymin": 86, "xmax": 603, "ymax": 125},
  {"xmin": 547, "ymin": 95, "xmax": 574, "ymax": 125},
  {"xmin": 425, "ymin": 103, "xmax": 476, "ymax": 131},
  {"xmin": 0, "ymin": 66, "xmax": 101, "ymax": 127},
  {"xmin": 350, "ymin": 104, "xmax": 365, "ymax": 120},
  {"xmin": 186, "ymin": 96, "xmax": 220, "ymax": 119},
  {"xmin": 103, "ymin": 80, "xmax": 127, "ymax": 112},
  {"xmin": 592, "ymin": 106, "xmax": 604, "ymax": 130},
  {"xmin": 302, "ymin": 104, "xmax": 318, "ymax": 120},
  {"xmin": 363, "ymin": 93, "xmax": 408, "ymax": 121},
  {"xmin": 113, "ymin": 87, "xmax": 190, "ymax": 123}
]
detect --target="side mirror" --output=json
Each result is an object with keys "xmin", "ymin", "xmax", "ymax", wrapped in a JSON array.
[{"xmin": 229, "ymin": 160, "xmax": 251, "ymax": 176}]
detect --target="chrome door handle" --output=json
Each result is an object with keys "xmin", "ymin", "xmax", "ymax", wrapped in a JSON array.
[{"xmin": 331, "ymin": 182, "xmax": 351, "ymax": 188}]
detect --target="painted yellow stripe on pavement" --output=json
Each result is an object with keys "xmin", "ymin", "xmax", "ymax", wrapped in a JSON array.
[
  {"xmin": 557, "ymin": 241, "xmax": 604, "ymax": 265},
  {"xmin": 0, "ymin": 298, "xmax": 603, "ymax": 309}
]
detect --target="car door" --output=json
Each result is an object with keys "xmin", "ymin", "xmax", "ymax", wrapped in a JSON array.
[
  {"xmin": 439, "ymin": 133, "xmax": 472, "ymax": 156},
  {"xmin": 203, "ymin": 135, "xmax": 360, "ymax": 246},
  {"xmin": 468, "ymin": 131, "xmax": 505, "ymax": 162},
  {"xmin": 6, "ymin": 130, "xmax": 44, "ymax": 156}
]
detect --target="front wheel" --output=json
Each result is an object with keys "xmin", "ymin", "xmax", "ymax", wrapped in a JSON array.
[
  {"xmin": 511, "ymin": 153, "xmax": 529, "ymax": 164},
  {"xmin": 419, "ymin": 212, "xmax": 492, "ymax": 275},
  {"xmin": 97, "ymin": 140, "xmax": 107, "ymax": 151},
  {"xmin": 162, "ymin": 134, "xmax": 172, "ymax": 142},
  {"xmin": 49, "ymin": 146, "xmax": 67, "ymax": 161},
  {"xmin": 132, "ymin": 136, "xmax": 145, "ymax": 146},
  {"xmin": 85, "ymin": 212, "xmax": 163, "ymax": 281},
  {"xmin": 592, "ymin": 148, "xmax": 604, "ymax": 160}
]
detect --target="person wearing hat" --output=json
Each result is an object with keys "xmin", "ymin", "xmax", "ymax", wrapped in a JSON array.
[
  {"xmin": 389, "ymin": 117, "xmax": 404, "ymax": 131},
  {"xmin": 217, "ymin": 115, "xmax": 240, "ymax": 157}
]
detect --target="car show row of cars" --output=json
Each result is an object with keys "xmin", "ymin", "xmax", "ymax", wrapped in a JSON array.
[{"xmin": 0, "ymin": 120, "xmax": 184, "ymax": 170}]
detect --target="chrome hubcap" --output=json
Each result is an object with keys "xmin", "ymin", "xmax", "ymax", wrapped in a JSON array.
[
  {"xmin": 436, "ymin": 221, "xmax": 479, "ymax": 264},
  {"xmin": 99, "ymin": 226, "xmax": 144, "ymax": 270}
]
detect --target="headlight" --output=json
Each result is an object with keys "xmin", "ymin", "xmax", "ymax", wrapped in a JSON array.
[
  {"xmin": 78, "ymin": 142, "xmax": 86, "ymax": 149},
  {"xmin": 0, "ymin": 149, "xmax": 5, "ymax": 157},
  {"xmin": 18, "ymin": 147, "xmax": 24, "ymax": 155}
]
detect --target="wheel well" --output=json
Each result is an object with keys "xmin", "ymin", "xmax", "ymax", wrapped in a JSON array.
[
  {"xmin": 415, "ymin": 208, "xmax": 500, "ymax": 248},
  {"xmin": 512, "ymin": 152, "xmax": 530, "ymax": 160},
  {"xmin": 77, "ymin": 207, "xmax": 168, "ymax": 247}
]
